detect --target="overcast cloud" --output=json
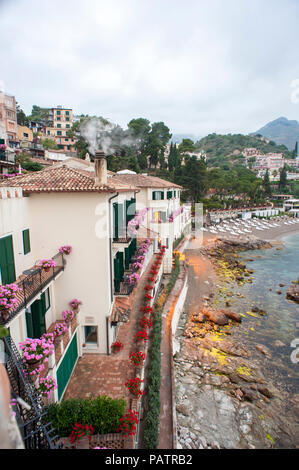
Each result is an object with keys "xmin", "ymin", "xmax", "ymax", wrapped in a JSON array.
[{"xmin": 1, "ymin": 0, "xmax": 299, "ymax": 138}]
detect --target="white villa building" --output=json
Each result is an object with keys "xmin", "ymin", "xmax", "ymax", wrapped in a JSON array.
[
  {"xmin": 283, "ymin": 199, "xmax": 299, "ymax": 217},
  {"xmin": 0, "ymin": 154, "xmax": 191, "ymax": 405}
]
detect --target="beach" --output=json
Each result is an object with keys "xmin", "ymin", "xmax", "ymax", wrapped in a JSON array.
[{"xmin": 173, "ymin": 221, "xmax": 299, "ymax": 449}]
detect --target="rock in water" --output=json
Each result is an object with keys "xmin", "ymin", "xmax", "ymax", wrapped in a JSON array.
[{"xmin": 286, "ymin": 278, "xmax": 299, "ymax": 303}]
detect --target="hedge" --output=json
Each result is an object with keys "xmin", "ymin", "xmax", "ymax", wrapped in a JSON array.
[
  {"xmin": 143, "ymin": 256, "xmax": 180, "ymax": 449},
  {"xmin": 45, "ymin": 395, "xmax": 126, "ymax": 437}
]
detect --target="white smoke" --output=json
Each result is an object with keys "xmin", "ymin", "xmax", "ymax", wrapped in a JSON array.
[{"xmin": 79, "ymin": 117, "xmax": 139, "ymax": 155}]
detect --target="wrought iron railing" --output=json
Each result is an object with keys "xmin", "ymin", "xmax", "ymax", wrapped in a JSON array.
[
  {"xmin": 3, "ymin": 335, "xmax": 61, "ymax": 449},
  {"xmin": 0, "ymin": 150, "xmax": 16, "ymax": 164},
  {"xmin": 114, "ymin": 279, "xmax": 135, "ymax": 296},
  {"xmin": 0, "ymin": 252, "xmax": 65, "ymax": 326}
]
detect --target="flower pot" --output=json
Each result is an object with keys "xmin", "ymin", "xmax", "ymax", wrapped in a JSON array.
[
  {"xmin": 26, "ymin": 358, "xmax": 42, "ymax": 368},
  {"xmin": 43, "ymin": 267, "xmax": 51, "ymax": 273}
]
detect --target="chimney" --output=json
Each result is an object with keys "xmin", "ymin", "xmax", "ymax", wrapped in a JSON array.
[{"xmin": 94, "ymin": 149, "xmax": 107, "ymax": 186}]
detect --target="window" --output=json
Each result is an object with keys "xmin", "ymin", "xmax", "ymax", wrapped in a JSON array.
[
  {"xmin": 57, "ymin": 124, "xmax": 61, "ymax": 128},
  {"xmin": 66, "ymin": 124, "xmax": 70, "ymax": 128},
  {"xmin": 167, "ymin": 191, "xmax": 173, "ymax": 199},
  {"xmin": 66, "ymin": 118, "xmax": 70, "ymax": 122},
  {"xmin": 44, "ymin": 288, "xmax": 51, "ymax": 312},
  {"xmin": 22, "ymin": 229, "xmax": 31, "ymax": 255},
  {"xmin": 47, "ymin": 130, "xmax": 50, "ymax": 135},
  {"xmin": 64, "ymin": 138, "xmax": 69, "ymax": 142},
  {"xmin": 85, "ymin": 326, "xmax": 97, "ymax": 345},
  {"xmin": 65, "ymin": 111, "xmax": 69, "ymax": 115},
  {"xmin": 152, "ymin": 191, "xmax": 164, "ymax": 200},
  {"xmin": 56, "ymin": 110, "xmax": 61, "ymax": 115},
  {"xmin": 57, "ymin": 131, "xmax": 62, "ymax": 136},
  {"xmin": 56, "ymin": 117, "xmax": 61, "ymax": 121}
]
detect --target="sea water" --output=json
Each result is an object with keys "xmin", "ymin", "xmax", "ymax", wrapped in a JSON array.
[{"xmin": 224, "ymin": 232, "xmax": 299, "ymax": 393}]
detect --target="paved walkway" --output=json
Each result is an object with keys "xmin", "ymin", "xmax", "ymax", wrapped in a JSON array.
[
  {"xmin": 64, "ymin": 259, "xmax": 155, "ymax": 407},
  {"xmin": 158, "ymin": 261, "xmax": 187, "ymax": 449}
]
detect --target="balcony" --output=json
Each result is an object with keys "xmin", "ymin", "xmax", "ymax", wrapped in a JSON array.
[
  {"xmin": 0, "ymin": 150, "xmax": 16, "ymax": 165},
  {"xmin": 114, "ymin": 278, "xmax": 135, "ymax": 296},
  {"xmin": 3, "ymin": 335, "xmax": 61, "ymax": 449},
  {"xmin": 0, "ymin": 252, "xmax": 65, "ymax": 326}
]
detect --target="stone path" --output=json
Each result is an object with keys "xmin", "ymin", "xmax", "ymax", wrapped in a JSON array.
[{"xmin": 158, "ymin": 262, "xmax": 187, "ymax": 449}]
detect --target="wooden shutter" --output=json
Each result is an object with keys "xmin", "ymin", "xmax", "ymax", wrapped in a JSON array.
[
  {"xmin": 152, "ymin": 191, "xmax": 156, "ymax": 200},
  {"xmin": 125, "ymin": 247, "xmax": 130, "ymax": 270},
  {"xmin": 22, "ymin": 229, "xmax": 31, "ymax": 255},
  {"xmin": 0, "ymin": 236, "xmax": 16, "ymax": 285},
  {"xmin": 117, "ymin": 252, "xmax": 124, "ymax": 281},
  {"xmin": 57, "ymin": 333, "xmax": 78, "ymax": 401},
  {"xmin": 30, "ymin": 298, "xmax": 46, "ymax": 338},
  {"xmin": 113, "ymin": 203, "xmax": 119, "ymax": 240},
  {"xmin": 161, "ymin": 212, "xmax": 167, "ymax": 222}
]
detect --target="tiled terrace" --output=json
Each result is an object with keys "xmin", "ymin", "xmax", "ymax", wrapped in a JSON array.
[{"xmin": 64, "ymin": 255, "xmax": 156, "ymax": 406}]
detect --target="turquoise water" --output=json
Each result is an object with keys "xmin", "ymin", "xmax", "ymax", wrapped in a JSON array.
[{"xmin": 223, "ymin": 232, "xmax": 299, "ymax": 393}]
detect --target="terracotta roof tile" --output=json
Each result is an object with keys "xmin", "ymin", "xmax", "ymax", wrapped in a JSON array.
[
  {"xmin": 0, "ymin": 165, "xmax": 137, "ymax": 193},
  {"xmin": 110, "ymin": 173, "xmax": 182, "ymax": 189}
]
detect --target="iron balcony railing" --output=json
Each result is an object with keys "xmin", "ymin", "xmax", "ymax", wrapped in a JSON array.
[
  {"xmin": 114, "ymin": 279, "xmax": 135, "ymax": 296},
  {"xmin": 0, "ymin": 150, "xmax": 16, "ymax": 165},
  {"xmin": 3, "ymin": 335, "xmax": 61, "ymax": 449},
  {"xmin": 0, "ymin": 252, "xmax": 65, "ymax": 326}
]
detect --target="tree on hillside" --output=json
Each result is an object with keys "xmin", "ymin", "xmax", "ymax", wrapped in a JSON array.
[
  {"xmin": 263, "ymin": 170, "xmax": 272, "ymax": 197},
  {"xmin": 41, "ymin": 138, "xmax": 59, "ymax": 150},
  {"xmin": 293, "ymin": 141, "xmax": 298, "ymax": 159},
  {"xmin": 28, "ymin": 105, "xmax": 50, "ymax": 123},
  {"xmin": 178, "ymin": 138, "xmax": 196, "ymax": 154},
  {"xmin": 279, "ymin": 165, "xmax": 288, "ymax": 190},
  {"xmin": 145, "ymin": 121, "xmax": 171, "ymax": 168},
  {"xmin": 178, "ymin": 156, "xmax": 207, "ymax": 203},
  {"xmin": 16, "ymin": 104, "xmax": 29, "ymax": 126},
  {"xmin": 168, "ymin": 142, "xmax": 178, "ymax": 172}
]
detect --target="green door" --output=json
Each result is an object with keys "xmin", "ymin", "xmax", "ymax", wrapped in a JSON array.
[
  {"xmin": 0, "ymin": 236, "xmax": 16, "ymax": 285},
  {"xmin": 57, "ymin": 333, "xmax": 78, "ymax": 401},
  {"xmin": 25, "ymin": 295, "xmax": 47, "ymax": 339}
]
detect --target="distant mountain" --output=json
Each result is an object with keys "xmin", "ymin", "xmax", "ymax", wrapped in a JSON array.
[{"xmin": 254, "ymin": 117, "xmax": 299, "ymax": 151}]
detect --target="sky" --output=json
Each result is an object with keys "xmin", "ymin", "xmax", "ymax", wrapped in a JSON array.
[{"xmin": 1, "ymin": 0, "xmax": 299, "ymax": 139}]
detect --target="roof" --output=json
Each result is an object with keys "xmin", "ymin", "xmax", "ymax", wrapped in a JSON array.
[
  {"xmin": 0, "ymin": 165, "xmax": 137, "ymax": 194},
  {"xmin": 110, "ymin": 173, "xmax": 182, "ymax": 189}
]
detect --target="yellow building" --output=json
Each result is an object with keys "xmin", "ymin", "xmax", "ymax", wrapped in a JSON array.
[{"xmin": 17, "ymin": 125, "xmax": 33, "ymax": 147}]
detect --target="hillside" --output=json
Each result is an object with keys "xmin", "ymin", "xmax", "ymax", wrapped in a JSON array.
[
  {"xmin": 254, "ymin": 117, "xmax": 299, "ymax": 151},
  {"xmin": 195, "ymin": 133, "xmax": 293, "ymax": 168}
]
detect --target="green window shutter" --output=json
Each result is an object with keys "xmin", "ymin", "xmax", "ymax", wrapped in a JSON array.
[
  {"xmin": 22, "ymin": 229, "xmax": 31, "ymax": 255},
  {"xmin": 167, "ymin": 191, "xmax": 173, "ymax": 199},
  {"xmin": 25, "ymin": 310, "xmax": 34, "ymax": 338},
  {"xmin": 161, "ymin": 212, "xmax": 167, "ymax": 222},
  {"xmin": 30, "ymin": 298, "xmax": 46, "ymax": 338},
  {"xmin": 57, "ymin": 333, "xmax": 78, "ymax": 401},
  {"xmin": 161, "ymin": 191, "xmax": 164, "ymax": 200},
  {"xmin": 113, "ymin": 203, "xmax": 119, "ymax": 240},
  {"xmin": 125, "ymin": 247, "xmax": 130, "ymax": 269},
  {"xmin": 118, "ymin": 203, "xmax": 125, "ymax": 237},
  {"xmin": 0, "ymin": 236, "xmax": 16, "ymax": 284},
  {"xmin": 117, "ymin": 252, "xmax": 124, "ymax": 281},
  {"xmin": 114, "ymin": 255, "xmax": 121, "ymax": 292},
  {"xmin": 152, "ymin": 191, "xmax": 156, "ymax": 201}
]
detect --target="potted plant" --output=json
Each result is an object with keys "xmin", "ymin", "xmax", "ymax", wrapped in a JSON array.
[
  {"xmin": 53, "ymin": 322, "xmax": 68, "ymax": 339},
  {"xmin": 69, "ymin": 423, "xmax": 94, "ymax": 444},
  {"xmin": 111, "ymin": 340, "xmax": 123, "ymax": 353},
  {"xmin": 39, "ymin": 259, "xmax": 56, "ymax": 272},
  {"xmin": 69, "ymin": 299, "xmax": 82, "ymax": 312},
  {"xmin": 59, "ymin": 245, "xmax": 72, "ymax": 255},
  {"xmin": 0, "ymin": 283, "xmax": 22, "ymax": 321},
  {"xmin": 125, "ymin": 377, "xmax": 144, "ymax": 398},
  {"xmin": 38, "ymin": 375, "xmax": 57, "ymax": 398},
  {"xmin": 117, "ymin": 410, "xmax": 139, "ymax": 438},
  {"xmin": 19, "ymin": 337, "xmax": 54, "ymax": 367},
  {"xmin": 129, "ymin": 351, "xmax": 146, "ymax": 366},
  {"xmin": 62, "ymin": 310, "xmax": 75, "ymax": 323}
]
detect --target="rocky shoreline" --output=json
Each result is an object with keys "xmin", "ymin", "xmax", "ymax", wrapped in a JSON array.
[{"xmin": 174, "ymin": 235, "xmax": 299, "ymax": 449}]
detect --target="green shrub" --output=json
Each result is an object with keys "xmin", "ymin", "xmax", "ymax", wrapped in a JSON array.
[
  {"xmin": 45, "ymin": 395, "xmax": 126, "ymax": 437},
  {"xmin": 143, "ymin": 257, "xmax": 181, "ymax": 449}
]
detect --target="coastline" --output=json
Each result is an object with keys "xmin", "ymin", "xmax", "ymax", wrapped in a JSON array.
[{"xmin": 174, "ymin": 225, "xmax": 299, "ymax": 449}]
